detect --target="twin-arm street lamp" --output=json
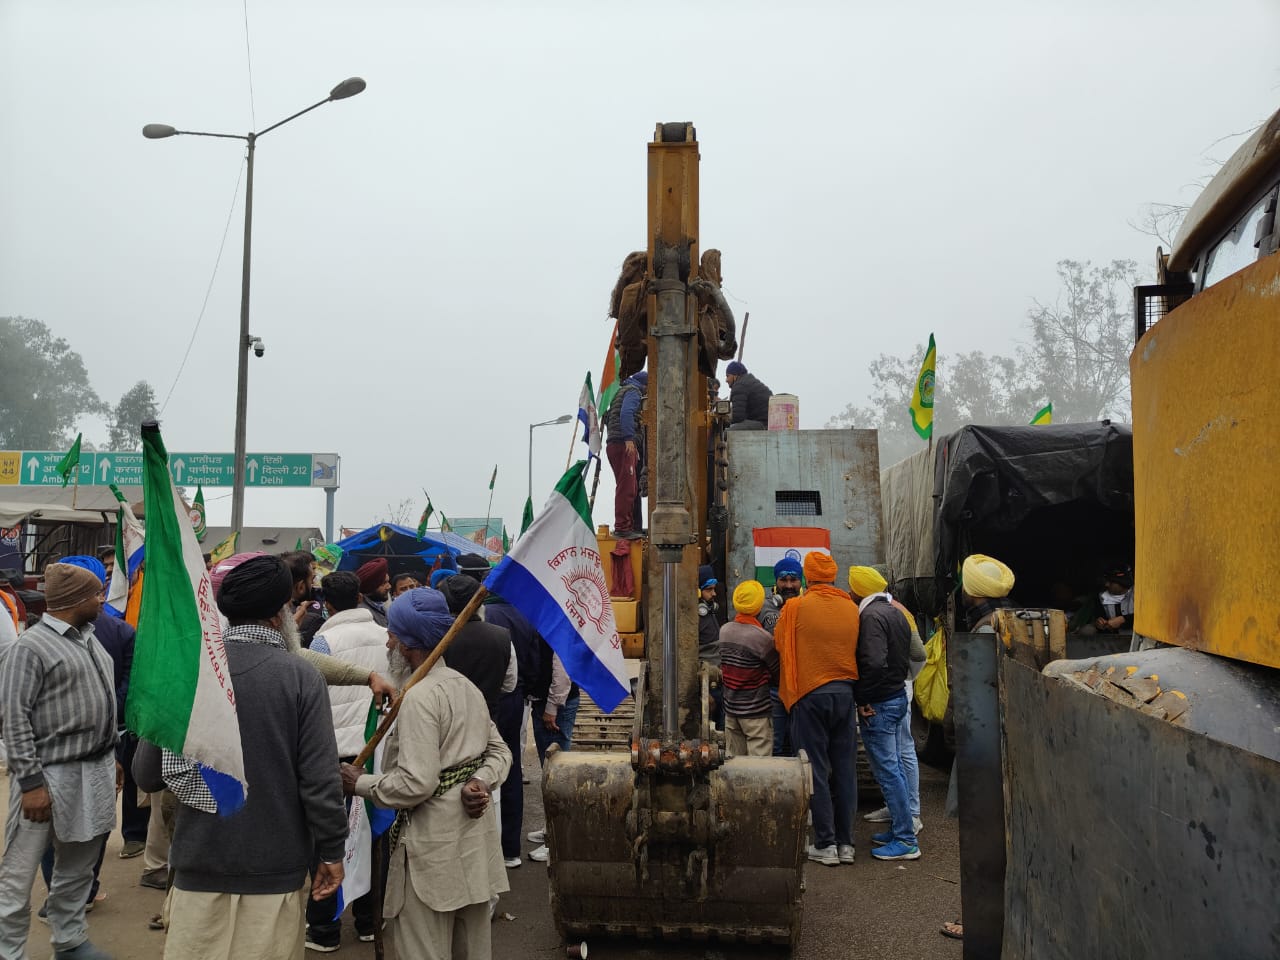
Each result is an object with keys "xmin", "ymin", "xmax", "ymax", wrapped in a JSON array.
[
  {"xmin": 529, "ymin": 415, "xmax": 574, "ymax": 500},
  {"xmin": 143, "ymin": 76, "xmax": 366, "ymax": 534}
]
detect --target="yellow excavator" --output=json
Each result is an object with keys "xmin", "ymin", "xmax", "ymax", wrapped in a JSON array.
[{"xmin": 539, "ymin": 123, "xmax": 812, "ymax": 949}]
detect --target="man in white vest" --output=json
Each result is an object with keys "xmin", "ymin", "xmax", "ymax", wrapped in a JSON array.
[{"xmin": 304, "ymin": 570, "xmax": 390, "ymax": 953}]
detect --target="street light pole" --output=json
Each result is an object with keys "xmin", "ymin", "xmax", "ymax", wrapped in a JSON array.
[
  {"xmin": 144, "ymin": 77, "xmax": 366, "ymax": 534},
  {"xmin": 528, "ymin": 414, "xmax": 574, "ymax": 500},
  {"xmin": 231, "ymin": 132, "xmax": 256, "ymax": 535}
]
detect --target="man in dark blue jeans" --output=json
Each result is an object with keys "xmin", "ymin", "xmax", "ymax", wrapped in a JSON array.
[{"xmin": 848, "ymin": 571, "xmax": 919, "ymax": 861}]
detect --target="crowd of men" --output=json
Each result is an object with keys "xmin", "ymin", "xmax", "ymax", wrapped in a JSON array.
[
  {"xmin": 0, "ymin": 548, "xmax": 547, "ymax": 960},
  {"xmin": 0, "ymin": 517, "xmax": 1031, "ymax": 959}
]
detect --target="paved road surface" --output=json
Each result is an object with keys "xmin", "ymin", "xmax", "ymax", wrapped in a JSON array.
[{"xmin": 4, "ymin": 743, "xmax": 964, "ymax": 959}]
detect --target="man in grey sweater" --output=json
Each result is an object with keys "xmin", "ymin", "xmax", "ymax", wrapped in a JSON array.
[
  {"xmin": 135, "ymin": 555, "xmax": 347, "ymax": 959},
  {"xmin": 0, "ymin": 563, "xmax": 118, "ymax": 960}
]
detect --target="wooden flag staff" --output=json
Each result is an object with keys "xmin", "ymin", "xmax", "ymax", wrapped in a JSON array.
[{"xmin": 353, "ymin": 584, "xmax": 488, "ymax": 768}]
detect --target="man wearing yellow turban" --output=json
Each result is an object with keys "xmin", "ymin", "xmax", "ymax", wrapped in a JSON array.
[
  {"xmin": 717, "ymin": 581, "xmax": 780, "ymax": 758},
  {"xmin": 960, "ymin": 554, "xmax": 1015, "ymax": 631}
]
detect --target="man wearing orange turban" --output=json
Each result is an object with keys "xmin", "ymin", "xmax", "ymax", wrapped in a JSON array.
[{"xmin": 773, "ymin": 551, "xmax": 860, "ymax": 867}]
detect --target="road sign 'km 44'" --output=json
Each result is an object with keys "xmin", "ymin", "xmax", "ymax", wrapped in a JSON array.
[{"xmin": 0, "ymin": 451, "xmax": 339, "ymax": 488}]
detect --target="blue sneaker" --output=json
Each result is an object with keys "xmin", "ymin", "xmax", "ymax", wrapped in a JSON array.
[
  {"xmin": 871, "ymin": 831, "xmax": 892, "ymax": 845},
  {"xmin": 871, "ymin": 840, "xmax": 921, "ymax": 861}
]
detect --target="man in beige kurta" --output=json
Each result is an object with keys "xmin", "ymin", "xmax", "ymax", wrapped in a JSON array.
[{"xmin": 342, "ymin": 587, "xmax": 511, "ymax": 960}]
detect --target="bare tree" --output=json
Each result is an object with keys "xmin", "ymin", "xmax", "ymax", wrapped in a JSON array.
[
  {"xmin": 108, "ymin": 381, "xmax": 159, "ymax": 450},
  {"xmin": 830, "ymin": 258, "xmax": 1137, "ymax": 467},
  {"xmin": 383, "ymin": 496, "xmax": 414, "ymax": 527},
  {"xmin": 1021, "ymin": 260, "xmax": 1138, "ymax": 423}
]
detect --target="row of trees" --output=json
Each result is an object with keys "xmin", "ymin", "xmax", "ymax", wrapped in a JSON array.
[
  {"xmin": 827, "ymin": 259, "xmax": 1140, "ymax": 468},
  {"xmin": 0, "ymin": 316, "xmax": 159, "ymax": 451}
]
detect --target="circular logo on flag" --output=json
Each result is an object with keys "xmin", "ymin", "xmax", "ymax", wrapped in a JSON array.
[
  {"xmin": 784, "ymin": 548, "xmax": 802, "ymax": 561},
  {"xmin": 918, "ymin": 369, "xmax": 935, "ymax": 409},
  {"xmin": 563, "ymin": 567, "xmax": 611, "ymax": 635}
]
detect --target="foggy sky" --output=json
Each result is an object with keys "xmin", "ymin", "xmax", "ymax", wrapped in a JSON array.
[{"xmin": 3, "ymin": 0, "xmax": 1278, "ymax": 537}]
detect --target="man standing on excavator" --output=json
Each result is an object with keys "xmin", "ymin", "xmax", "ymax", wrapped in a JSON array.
[{"xmin": 604, "ymin": 370, "xmax": 648, "ymax": 539}]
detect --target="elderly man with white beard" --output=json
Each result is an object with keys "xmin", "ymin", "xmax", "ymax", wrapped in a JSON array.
[{"xmin": 341, "ymin": 587, "xmax": 510, "ymax": 960}]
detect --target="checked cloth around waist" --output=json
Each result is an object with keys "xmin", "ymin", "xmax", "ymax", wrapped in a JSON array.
[{"xmin": 388, "ymin": 755, "xmax": 485, "ymax": 850}]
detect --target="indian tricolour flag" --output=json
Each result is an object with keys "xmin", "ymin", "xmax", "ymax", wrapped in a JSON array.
[
  {"xmin": 485, "ymin": 460, "xmax": 629, "ymax": 711},
  {"xmin": 105, "ymin": 484, "xmax": 145, "ymax": 620},
  {"xmin": 127, "ymin": 421, "xmax": 247, "ymax": 812},
  {"xmin": 753, "ymin": 527, "xmax": 832, "ymax": 588}
]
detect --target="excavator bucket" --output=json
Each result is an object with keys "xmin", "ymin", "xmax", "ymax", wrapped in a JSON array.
[{"xmin": 542, "ymin": 748, "xmax": 812, "ymax": 949}]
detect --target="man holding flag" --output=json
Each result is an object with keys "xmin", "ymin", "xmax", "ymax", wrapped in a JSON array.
[
  {"xmin": 134, "ymin": 556, "xmax": 348, "ymax": 959},
  {"xmin": 340, "ymin": 588, "xmax": 511, "ymax": 960}
]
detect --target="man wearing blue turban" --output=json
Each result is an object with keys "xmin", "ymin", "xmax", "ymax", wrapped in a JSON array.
[{"xmin": 342, "ymin": 587, "xmax": 511, "ymax": 959}]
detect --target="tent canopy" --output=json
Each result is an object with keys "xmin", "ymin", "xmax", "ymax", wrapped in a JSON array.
[
  {"xmin": 334, "ymin": 523, "xmax": 497, "ymax": 577},
  {"xmin": 0, "ymin": 486, "xmax": 140, "ymax": 527}
]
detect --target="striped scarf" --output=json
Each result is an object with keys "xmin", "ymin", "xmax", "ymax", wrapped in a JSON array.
[{"xmin": 388, "ymin": 755, "xmax": 485, "ymax": 850}]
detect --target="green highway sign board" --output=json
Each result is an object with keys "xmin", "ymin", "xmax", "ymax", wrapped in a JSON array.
[{"xmin": 0, "ymin": 451, "xmax": 339, "ymax": 489}]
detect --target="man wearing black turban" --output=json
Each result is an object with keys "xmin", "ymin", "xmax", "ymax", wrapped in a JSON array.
[{"xmin": 134, "ymin": 555, "xmax": 349, "ymax": 958}]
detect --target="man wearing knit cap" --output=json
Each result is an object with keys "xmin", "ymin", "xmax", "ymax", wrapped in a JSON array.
[
  {"xmin": 604, "ymin": 369, "xmax": 648, "ymax": 539},
  {"xmin": 846, "ymin": 566, "xmax": 919, "ymax": 861},
  {"xmin": 724, "ymin": 360, "xmax": 772, "ymax": 430},
  {"xmin": 134, "ymin": 554, "xmax": 347, "ymax": 960},
  {"xmin": 759, "ymin": 556, "xmax": 804, "ymax": 756},
  {"xmin": 341, "ymin": 587, "xmax": 511, "ymax": 960},
  {"xmin": 718, "ymin": 581, "xmax": 780, "ymax": 757},
  {"xmin": 53, "ymin": 556, "xmax": 150, "ymax": 861},
  {"xmin": 356, "ymin": 558, "xmax": 392, "ymax": 626},
  {"xmin": 0, "ymin": 563, "xmax": 117, "ymax": 960},
  {"xmin": 438, "ymin": 574, "xmax": 517, "ymax": 720},
  {"xmin": 773, "ymin": 550, "xmax": 860, "ymax": 866}
]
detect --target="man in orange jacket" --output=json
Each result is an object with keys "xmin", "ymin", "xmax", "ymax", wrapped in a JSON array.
[{"xmin": 773, "ymin": 551, "xmax": 860, "ymax": 867}]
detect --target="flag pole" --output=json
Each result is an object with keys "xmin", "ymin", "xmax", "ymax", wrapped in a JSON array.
[
  {"xmin": 587, "ymin": 455, "xmax": 603, "ymax": 512},
  {"xmin": 563, "ymin": 413, "xmax": 578, "ymax": 472},
  {"xmin": 354, "ymin": 585, "xmax": 489, "ymax": 767}
]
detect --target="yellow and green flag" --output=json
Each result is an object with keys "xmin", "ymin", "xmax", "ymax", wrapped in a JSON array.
[
  {"xmin": 909, "ymin": 334, "xmax": 937, "ymax": 440},
  {"xmin": 209, "ymin": 531, "xmax": 239, "ymax": 565},
  {"xmin": 1030, "ymin": 403, "xmax": 1053, "ymax": 426}
]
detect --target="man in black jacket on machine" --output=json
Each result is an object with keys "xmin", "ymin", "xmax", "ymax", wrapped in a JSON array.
[{"xmin": 724, "ymin": 361, "xmax": 772, "ymax": 430}]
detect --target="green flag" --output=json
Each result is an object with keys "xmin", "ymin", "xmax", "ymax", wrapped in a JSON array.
[
  {"xmin": 440, "ymin": 513, "xmax": 452, "ymax": 534},
  {"xmin": 1030, "ymin": 402, "xmax": 1053, "ymax": 426},
  {"xmin": 488, "ymin": 465, "xmax": 498, "ymax": 491},
  {"xmin": 502, "ymin": 525, "xmax": 511, "ymax": 553},
  {"xmin": 417, "ymin": 497, "xmax": 434, "ymax": 540},
  {"xmin": 56, "ymin": 433, "xmax": 82, "ymax": 487},
  {"xmin": 520, "ymin": 496, "xmax": 534, "ymax": 535},
  {"xmin": 908, "ymin": 334, "xmax": 937, "ymax": 441},
  {"xmin": 294, "ymin": 537, "xmax": 304, "ymax": 551},
  {"xmin": 192, "ymin": 486, "xmax": 207, "ymax": 542}
]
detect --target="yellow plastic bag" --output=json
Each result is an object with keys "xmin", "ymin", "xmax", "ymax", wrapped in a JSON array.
[{"xmin": 914, "ymin": 627, "xmax": 949, "ymax": 723}]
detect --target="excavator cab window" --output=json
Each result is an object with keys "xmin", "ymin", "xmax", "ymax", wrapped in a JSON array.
[{"xmin": 1199, "ymin": 181, "xmax": 1279, "ymax": 290}]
